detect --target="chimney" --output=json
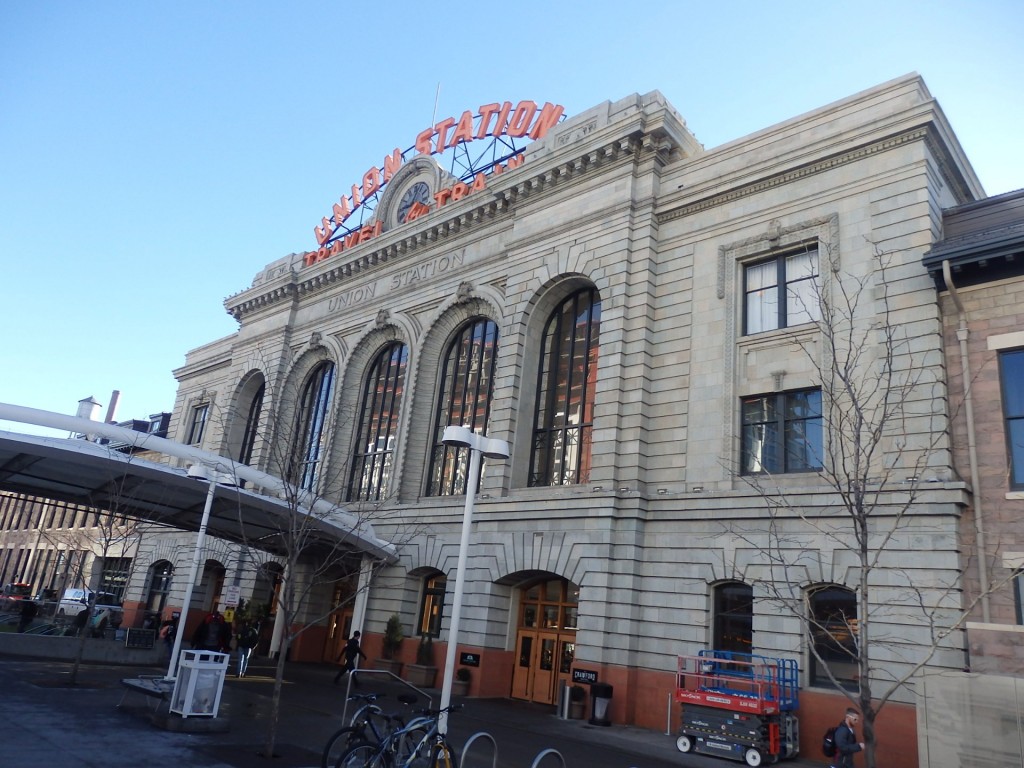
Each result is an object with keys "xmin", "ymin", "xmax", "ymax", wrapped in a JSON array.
[
  {"xmin": 104, "ymin": 390, "xmax": 121, "ymax": 424},
  {"xmin": 74, "ymin": 396, "xmax": 102, "ymax": 442},
  {"xmin": 76, "ymin": 396, "xmax": 102, "ymax": 422}
]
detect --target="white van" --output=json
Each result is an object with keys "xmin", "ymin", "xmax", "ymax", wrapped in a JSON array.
[
  {"xmin": 57, "ymin": 588, "xmax": 91, "ymax": 616},
  {"xmin": 57, "ymin": 589, "xmax": 123, "ymax": 628}
]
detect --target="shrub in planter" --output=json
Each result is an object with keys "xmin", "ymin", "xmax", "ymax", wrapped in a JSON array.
[
  {"xmin": 452, "ymin": 666, "xmax": 471, "ymax": 696},
  {"xmin": 404, "ymin": 635, "xmax": 438, "ymax": 688},
  {"xmin": 381, "ymin": 614, "xmax": 403, "ymax": 660},
  {"xmin": 415, "ymin": 635, "xmax": 434, "ymax": 666}
]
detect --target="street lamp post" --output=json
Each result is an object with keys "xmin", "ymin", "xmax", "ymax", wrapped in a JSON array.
[
  {"xmin": 164, "ymin": 464, "xmax": 236, "ymax": 681},
  {"xmin": 437, "ymin": 426, "xmax": 510, "ymax": 736}
]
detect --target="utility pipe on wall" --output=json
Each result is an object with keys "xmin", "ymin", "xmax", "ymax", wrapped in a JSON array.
[{"xmin": 942, "ymin": 260, "xmax": 990, "ymax": 623}]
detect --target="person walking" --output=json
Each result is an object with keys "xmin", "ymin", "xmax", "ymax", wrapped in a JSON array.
[
  {"xmin": 17, "ymin": 599, "xmax": 38, "ymax": 633},
  {"xmin": 235, "ymin": 620, "xmax": 259, "ymax": 677},
  {"xmin": 832, "ymin": 707, "xmax": 865, "ymax": 768},
  {"xmin": 333, "ymin": 630, "xmax": 366, "ymax": 687},
  {"xmin": 191, "ymin": 610, "xmax": 232, "ymax": 653}
]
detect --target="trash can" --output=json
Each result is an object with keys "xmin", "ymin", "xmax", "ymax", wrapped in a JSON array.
[
  {"xmin": 589, "ymin": 682, "xmax": 613, "ymax": 726},
  {"xmin": 170, "ymin": 650, "xmax": 229, "ymax": 718}
]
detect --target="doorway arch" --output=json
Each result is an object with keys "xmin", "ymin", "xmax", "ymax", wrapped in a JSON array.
[{"xmin": 510, "ymin": 575, "xmax": 579, "ymax": 704}]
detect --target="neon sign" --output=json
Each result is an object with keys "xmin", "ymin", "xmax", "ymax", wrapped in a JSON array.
[{"xmin": 312, "ymin": 100, "xmax": 564, "ymax": 247}]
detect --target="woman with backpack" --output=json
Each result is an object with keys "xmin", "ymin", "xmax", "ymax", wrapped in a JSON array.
[{"xmin": 235, "ymin": 619, "xmax": 260, "ymax": 677}]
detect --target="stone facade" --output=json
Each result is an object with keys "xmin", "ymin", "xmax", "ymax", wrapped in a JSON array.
[{"xmin": 160, "ymin": 75, "xmax": 989, "ymax": 764}]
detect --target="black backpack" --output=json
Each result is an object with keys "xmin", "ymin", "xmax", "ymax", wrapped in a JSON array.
[{"xmin": 822, "ymin": 724, "xmax": 839, "ymax": 757}]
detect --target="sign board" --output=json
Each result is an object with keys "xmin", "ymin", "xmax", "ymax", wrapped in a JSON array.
[
  {"xmin": 125, "ymin": 628, "xmax": 156, "ymax": 650},
  {"xmin": 459, "ymin": 652, "xmax": 480, "ymax": 667},
  {"xmin": 223, "ymin": 585, "xmax": 241, "ymax": 608},
  {"xmin": 572, "ymin": 668, "xmax": 598, "ymax": 685}
]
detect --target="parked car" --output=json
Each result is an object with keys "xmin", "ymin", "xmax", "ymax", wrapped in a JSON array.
[
  {"xmin": 57, "ymin": 589, "xmax": 124, "ymax": 632},
  {"xmin": 0, "ymin": 582, "xmax": 33, "ymax": 612}
]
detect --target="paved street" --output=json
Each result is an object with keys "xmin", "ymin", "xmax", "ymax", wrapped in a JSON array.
[{"xmin": 0, "ymin": 655, "xmax": 820, "ymax": 768}]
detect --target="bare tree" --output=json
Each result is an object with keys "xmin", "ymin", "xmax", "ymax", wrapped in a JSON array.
[
  {"xmin": 199, "ymin": 351, "xmax": 419, "ymax": 760},
  {"xmin": 724, "ymin": 245, "xmax": 1012, "ymax": 768},
  {"xmin": 39, "ymin": 448, "xmax": 162, "ymax": 684}
]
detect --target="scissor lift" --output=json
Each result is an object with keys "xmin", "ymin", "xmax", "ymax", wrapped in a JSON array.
[{"xmin": 674, "ymin": 650, "xmax": 799, "ymax": 767}]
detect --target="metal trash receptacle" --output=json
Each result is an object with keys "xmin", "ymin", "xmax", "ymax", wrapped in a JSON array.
[
  {"xmin": 170, "ymin": 650, "xmax": 229, "ymax": 718},
  {"xmin": 589, "ymin": 682, "xmax": 613, "ymax": 726}
]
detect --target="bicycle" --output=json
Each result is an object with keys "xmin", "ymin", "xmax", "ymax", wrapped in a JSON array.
[
  {"xmin": 334, "ymin": 703, "xmax": 462, "ymax": 768},
  {"xmin": 321, "ymin": 693, "xmax": 417, "ymax": 768}
]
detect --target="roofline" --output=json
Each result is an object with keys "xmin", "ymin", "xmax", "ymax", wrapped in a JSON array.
[{"xmin": 0, "ymin": 402, "xmax": 397, "ymax": 563}]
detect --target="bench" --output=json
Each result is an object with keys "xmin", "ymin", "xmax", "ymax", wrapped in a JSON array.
[{"xmin": 118, "ymin": 675, "xmax": 173, "ymax": 713}]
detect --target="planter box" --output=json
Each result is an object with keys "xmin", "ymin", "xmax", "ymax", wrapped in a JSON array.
[
  {"xmin": 451, "ymin": 679, "xmax": 469, "ymax": 697},
  {"xmin": 404, "ymin": 663, "xmax": 437, "ymax": 688},
  {"xmin": 373, "ymin": 658, "xmax": 403, "ymax": 677}
]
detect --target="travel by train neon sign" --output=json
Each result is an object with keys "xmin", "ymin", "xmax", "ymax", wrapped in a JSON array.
[{"xmin": 311, "ymin": 100, "xmax": 564, "ymax": 249}]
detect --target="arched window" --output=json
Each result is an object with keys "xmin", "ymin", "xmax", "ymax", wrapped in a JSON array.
[
  {"xmin": 426, "ymin": 318, "xmax": 499, "ymax": 496},
  {"xmin": 145, "ymin": 560, "xmax": 174, "ymax": 614},
  {"xmin": 348, "ymin": 343, "xmax": 408, "ymax": 501},
  {"xmin": 713, "ymin": 582, "xmax": 753, "ymax": 655},
  {"xmin": 808, "ymin": 585, "xmax": 858, "ymax": 689},
  {"xmin": 238, "ymin": 381, "xmax": 265, "ymax": 467},
  {"xmin": 418, "ymin": 573, "xmax": 447, "ymax": 637},
  {"xmin": 290, "ymin": 362, "xmax": 335, "ymax": 491},
  {"xmin": 530, "ymin": 288, "xmax": 601, "ymax": 486}
]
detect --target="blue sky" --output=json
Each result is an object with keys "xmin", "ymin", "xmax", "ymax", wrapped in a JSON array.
[{"xmin": 2, "ymin": 1, "xmax": 1022, "ymax": 436}]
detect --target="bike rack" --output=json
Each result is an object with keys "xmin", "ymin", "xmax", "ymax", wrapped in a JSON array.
[
  {"xmin": 462, "ymin": 730, "xmax": 497, "ymax": 768},
  {"xmin": 529, "ymin": 748, "xmax": 566, "ymax": 768},
  {"xmin": 338, "ymin": 668, "xmax": 434, "ymax": 725}
]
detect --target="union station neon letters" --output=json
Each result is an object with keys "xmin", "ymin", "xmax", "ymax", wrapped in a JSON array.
[{"xmin": 312, "ymin": 100, "xmax": 564, "ymax": 249}]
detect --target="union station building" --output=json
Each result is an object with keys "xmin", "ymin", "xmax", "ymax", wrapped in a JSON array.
[{"xmin": 7, "ymin": 74, "xmax": 1018, "ymax": 766}]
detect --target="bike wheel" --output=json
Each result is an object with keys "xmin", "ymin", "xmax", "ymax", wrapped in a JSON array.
[
  {"xmin": 322, "ymin": 727, "xmax": 368, "ymax": 768},
  {"xmin": 431, "ymin": 740, "xmax": 459, "ymax": 768},
  {"xmin": 395, "ymin": 726, "xmax": 432, "ymax": 768},
  {"xmin": 335, "ymin": 742, "xmax": 385, "ymax": 768}
]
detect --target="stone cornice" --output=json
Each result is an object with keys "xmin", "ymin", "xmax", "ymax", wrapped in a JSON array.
[
  {"xmin": 657, "ymin": 126, "xmax": 948, "ymax": 225},
  {"xmin": 225, "ymin": 132, "xmax": 661, "ymax": 321}
]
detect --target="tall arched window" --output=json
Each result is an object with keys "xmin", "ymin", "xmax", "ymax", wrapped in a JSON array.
[
  {"xmin": 530, "ymin": 287, "xmax": 601, "ymax": 486},
  {"xmin": 145, "ymin": 560, "xmax": 174, "ymax": 615},
  {"xmin": 348, "ymin": 343, "xmax": 408, "ymax": 501},
  {"xmin": 418, "ymin": 573, "xmax": 447, "ymax": 637},
  {"xmin": 426, "ymin": 318, "xmax": 499, "ymax": 496},
  {"xmin": 238, "ymin": 382, "xmax": 265, "ymax": 467},
  {"xmin": 808, "ymin": 584, "xmax": 858, "ymax": 689},
  {"xmin": 713, "ymin": 581, "xmax": 753, "ymax": 654},
  {"xmin": 290, "ymin": 362, "xmax": 335, "ymax": 491}
]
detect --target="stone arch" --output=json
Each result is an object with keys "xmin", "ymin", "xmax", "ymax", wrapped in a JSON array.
[
  {"xmin": 506, "ymin": 274, "xmax": 603, "ymax": 488},
  {"xmin": 400, "ymin": 291, "xmax": 504, "ymax": 499},
  {"xmin": 268, "ymin": 345, "xmax": 339, "ymax": 489},
  {"xmin": 222, "ymin": 368, "xmax": 268, "ymax": 470},
  {"xmin": 326, "ymin": 322, "xmax": 411, "ymax": 503}
]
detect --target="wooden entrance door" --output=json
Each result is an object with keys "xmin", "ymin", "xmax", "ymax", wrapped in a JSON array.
[{"xmin": 511, "ymin": 630, "xmax": 563, "ymax": 704}]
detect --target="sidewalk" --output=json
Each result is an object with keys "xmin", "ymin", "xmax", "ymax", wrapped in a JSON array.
[{"xmin": 0, "ymin": 654, "xmax": 824, "ymax": 768}]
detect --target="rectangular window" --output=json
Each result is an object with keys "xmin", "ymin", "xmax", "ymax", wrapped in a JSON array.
[
  {"xmin": 742, "ymin": 388, "xmax": 823, "ymax": 474},
  {"xmin": 1016, "ymin": 573, "xmax": 1024, "ymax": 625},
  {"xmin": 744, "ymin": 248, "xmax": 820, "ymax": 335},
  {"xmin": 1000, "ymin": 349, "xmax": 1024, "ymax": 490},
  {"xmin": 187, "ymin": 404, "xmax": 209, "ymax": 446}
]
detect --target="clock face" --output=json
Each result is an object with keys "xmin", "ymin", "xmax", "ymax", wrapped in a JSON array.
[{"xmin": 397, "ymin": 181, "xmax": 431, "ymax": 224}]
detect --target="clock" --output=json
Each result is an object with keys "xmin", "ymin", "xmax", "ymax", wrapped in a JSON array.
[{"xmin": 397, "ymin": 181, "xmax": 432, "ymax": 224}]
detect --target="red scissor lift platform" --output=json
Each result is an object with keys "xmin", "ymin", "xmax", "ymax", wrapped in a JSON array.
[{"xmin": 674, "ymin": 650, "xmax": 799, "ymax": 766}]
